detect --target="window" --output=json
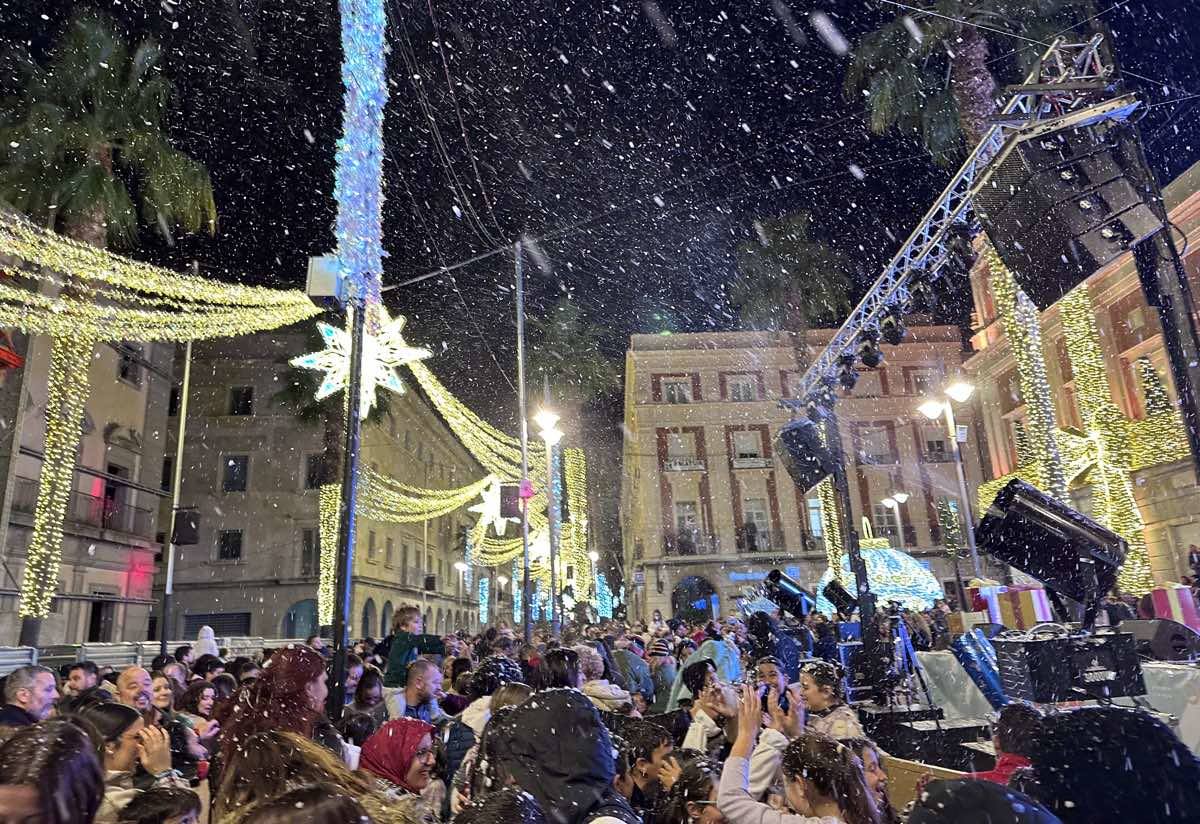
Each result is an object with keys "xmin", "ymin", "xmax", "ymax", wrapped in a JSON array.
[
  {"xmin": 907, "ymin": 369, "xmax": 937, "ymax": 397},
  {"xmin": 222, "ymin": 455, "xmax": 249, "ymax": 492},
  {"xmin": 218, "ymin": 529, "xmax": 243, "ymax": 561},
  {"xmin": 367, "ymin": 530, "xmax": 377, "ymax": 560},
  {"xmin": 923, "ymin": 428, "xmax": 950, "ymax": 462},
  {"xmin": 301, "ymin": 528, "xmax": 318, "ymax": 576},
  {"xmin": 161, "ymin": 457, "xmax": 173, "ymax": 492},
  {"xmin": 117, "ymin": 344, "xmax": 143, "ymax": 386},
  {"xmin": 871, "ymin": 504, "xmax": 899, "ymax": 542},
  {"xmin": 674, "ymin": 501, "xmax": 699, "ymax": 532},
  {"xmin": 666, "ymin": 431, "xmax": 695, "ymax": 457},
  {"xmin": 857, "ymin": 425, "xmax": 894, "ymax": 464},
  {"xmin": 385, "ymin": 537, "xmax": 394, "ymax": 567},
  {"xmin": 228, "ymin": 386, "xmax": 254, "ymax": 416},
  {"xmin": 855, "ymin": 371, "xmax": 882, "ymax": 397},
  {"xmin": 168, "ymin": 387, "xmax": 181, "ymax": 417},
  {"xmin": 806, "ymin": 496, "xmax": 824, "ymax": 538},
  {"xmin": 402, "ymin": 543, "xmax": 411, "ymax": 584},
  {"xmin": 304, "ymin": 454, "xmax": 325, "ymax": 490},
  {"xmin": 741, "ymin": 498, "xmax": 770, "ymax": 550},
  {"xmin": 728, "ymin": 375, "xmax": 757, "ymax": 402},
  {"xmin": 1126, "ymin": 305, "xmax": 1146, "ymax": 333},
  {"xmin": 733, "ymin": 430, "xmax": 762, "ymax": 458},
  {"xmin": 663, "ymin": 379, "xmax": 692, "ymax": 404}
]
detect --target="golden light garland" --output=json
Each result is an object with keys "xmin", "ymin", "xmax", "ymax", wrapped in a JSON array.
[
  {"xmin": 816, "ymin": 477, "xmax": 844, "ymax": 580},
  {"xmin": 984, "ymin": 241, "xmax": 1067, "ymax": 501},
  {"xmin": 0, "ymin": 209, "xmax": 321, "ymax": 621}
]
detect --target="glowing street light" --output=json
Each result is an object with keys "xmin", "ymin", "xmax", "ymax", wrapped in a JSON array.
[{"xmin": 918, "ymin": 380, "xmax": 981, "ymax": 580}]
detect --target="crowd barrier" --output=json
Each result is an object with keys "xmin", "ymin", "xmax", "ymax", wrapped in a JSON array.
[{"xmin": 0, "ymin": 637, "xmax": 329, "ymax": 676}]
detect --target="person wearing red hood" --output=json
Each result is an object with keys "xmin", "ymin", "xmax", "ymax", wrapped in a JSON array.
[{"xmin": 361, "ymin": 717, "xmax": 438, "ymax": 821}]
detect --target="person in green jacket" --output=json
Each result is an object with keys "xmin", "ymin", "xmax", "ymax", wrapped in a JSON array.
[{"xmin": 383, "ymin": 606, "xmax": 446, "ymax": 688}]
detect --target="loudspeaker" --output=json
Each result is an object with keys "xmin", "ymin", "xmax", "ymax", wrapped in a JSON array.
[
  {"xmin": 764, "ymin": 569, "xmax": 815, "ymax": 619},
  {"xmin": 1122, "ymin": 618, "xmax": 1200, "ymax": 661},
  {"xmin": 171, "ymin": 508, "xmax": 199, "ymax": 545},
  {"xmin": 776, "ymin": 418, "xmax": 837, "ymax": 492},
  {"xmin": 974, "ymin": 118, "xmax": 1162, "ymax": 309}
]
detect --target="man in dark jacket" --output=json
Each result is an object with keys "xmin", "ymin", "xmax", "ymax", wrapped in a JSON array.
[
  {"xmin": 383, "ymin": 605, "xmax": 446, "ymax": 687},
  {"xmin": 0, "ymin": 665, "xmax": 57, "ymax": 728},
  {"xmin": 441, "ymin": 656, "xmax": 524, "ymax": 793},
  {"xmin": 613, "ymin": 637, "xmax": 655, "ymax": 706}
]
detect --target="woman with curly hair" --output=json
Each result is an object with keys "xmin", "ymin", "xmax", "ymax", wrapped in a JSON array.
[
  {"xmin": 659, "ymin": 755, "xmax": 724, "ymax": 824},
  {"xmin": 213, "ymin": 730, "xmax": 415, "ymax": 824}
]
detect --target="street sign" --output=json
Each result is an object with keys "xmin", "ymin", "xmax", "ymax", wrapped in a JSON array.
[
  {"xmin": 633, "ymin": 570, "xmax": 645, "ymax": 585},
  {"xmin": 500, "ymin": 484, "xmax": 521, "ymax": 518}
]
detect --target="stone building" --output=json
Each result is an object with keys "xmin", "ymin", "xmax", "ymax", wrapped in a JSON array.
[
  {"xmin": 154, "ymin": 328, "xmax": 483, "ymax": 641},
  {"xmin": 619, "ymin": 325, "xmax": 994, "ymax": 621}
]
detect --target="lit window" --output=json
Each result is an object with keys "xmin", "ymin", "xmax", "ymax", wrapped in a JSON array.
[
  {"xmin": 663, "ymin": 379, "xmax": 692, "ymax": 404},
  {"xmin": 728, "ymin": 375, "xmax": 757, "ymax": 401},
  {"xmin": 733, "ymin": 430, "xmax": 762, "ymax": 458}
]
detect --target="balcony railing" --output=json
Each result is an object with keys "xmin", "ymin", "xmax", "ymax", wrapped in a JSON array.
[
  {"xmin": 921, "ymin": 450, "xmax": 954, "ymax": 463},
  {"xmin": 664, "ymin": 530, "xmax": 721, "ymax": 556},
  {"xmin": 735, "ymin": 528, "xmax": 786, "ymax": 553},
  {"xmin": 731, "ymin": 456, "xmax": 772, "ymax": 469},
  {"xmin": 858, "ymin": 452, "xmax": 899, "ymax": 466},
  {"xmin": 664, "ymin": 455, "xmax": 706, "ymax": 471},
  {"xmin": 13, "ymin": 477, "xmax": 157, "ymax": 538}
]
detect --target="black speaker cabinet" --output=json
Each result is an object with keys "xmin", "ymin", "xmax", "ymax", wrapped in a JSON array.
[
  {"xmin": 974, "ymin": 118, "xmax": 1162, "ymax": 309},
  {"xmin": 776, "ymin": 418, "xmax": 837, "ymax": 493},
  {"xmin": 992, "ymin": 631, "xmax": 1145, "ymax": 702},
  {"xmin": 1122, "ymin": 618, "xmax": 1200, "ymax": 661},
  {"xmin": 171, "ymin": 508, "xmax": 200, "ymax": 545}
]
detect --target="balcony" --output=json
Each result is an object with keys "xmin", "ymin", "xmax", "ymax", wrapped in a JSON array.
[
  {"xmin": 921, "ymin": 450, "xmax": 954, "ymax": 463},
  {"xmin": 731, "ymin": 456, "xmax": 772, "ymax": 469},
  {"xmin": 735, "ymin": 528, "xmax": 786, "ymax": 553},
  {"xmin": 12, "ymin": 476, "xmax": 157, "ymax": 539},
  {"xmin": 663, "ymin": 529, "xmax": 721, "ymax": 556},
  {"xmin": 664, "ymin": 455, "xmax": 706, "ymax": 472},
  {"xmin": 858, "ymin": 452, "xmax": 899, "ymax": 466}
]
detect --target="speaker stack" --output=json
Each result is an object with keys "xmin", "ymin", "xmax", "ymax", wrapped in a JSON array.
[
  {"xmin": 776, "ymin": 418, "xmax": 837, "ymax": 493},
  {"xmin": 973, "ymin": 118, "xmax": 1163, "ymax": 309}
]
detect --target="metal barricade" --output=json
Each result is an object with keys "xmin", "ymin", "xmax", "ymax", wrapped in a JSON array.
[{"xmin": 0, "ymin": 646, "xmax": 38, "ymax": 675}]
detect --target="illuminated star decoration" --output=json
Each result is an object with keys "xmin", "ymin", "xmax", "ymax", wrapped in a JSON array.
[
  {"xmin": 291, "ymin": 308, "xmax": 431, "ymax": 417},
  {"xmin": 468, "ymin": 477, "xmax": 517, "ymax": 536}
]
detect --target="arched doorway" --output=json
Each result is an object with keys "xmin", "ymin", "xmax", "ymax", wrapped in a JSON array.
[
  {"xmin": 380, "ymin": 601, "xmax": 393, "ymax": 638},
  {"xmin": 282, "ymin": 599, "xmax": 318, "ymax": 639},
  {"xmin": 671, "ymin": 576, "xmax": 718, "ymax": 623},
  {"xmin": 361, "ymin": 598, "xmax": 377, "ymax": 640}
]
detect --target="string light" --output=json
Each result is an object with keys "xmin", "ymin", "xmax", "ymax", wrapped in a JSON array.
[
  {"xmin": 984, "ymin": 241, "xmax": 1068, "ymax": 501},
  {"xmin": 467, "ymin": 477, "xmax": 517, "ymax": 536},
  {"xmin": 597, "ymin": 573, "xmax": 614, "ymax": 619}
]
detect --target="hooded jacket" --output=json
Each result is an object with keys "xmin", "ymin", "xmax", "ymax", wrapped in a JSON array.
[
  {"xmin": 489, "ymin": 689, "xmax": 640, "ymax": 824},
  {"xmin": 908, "ymin": 779, "xmax": 1062, "ymax": 824},
  {"xmin": 581, "ymin": 679, "xmax": 634, "ymax": 714},
  {"xmin": 442, "ymin": 696, "xmax": 491, "ymax": 793},
  {"xmin": 666, "ymin": 638, "xmax": 742, "ymax": 711},
  {"xmin": 194, "ymin": 625, "xmax": 220, "ymax": 659},
  {"xmin": 612, "ymin": 648, "xmax": 654, "ymax": 702}
]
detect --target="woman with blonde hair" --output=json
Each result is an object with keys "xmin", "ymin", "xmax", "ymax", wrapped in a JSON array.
[{"xmin": 213, "ymin": 730, "xmax": 416, "ymax": 824}]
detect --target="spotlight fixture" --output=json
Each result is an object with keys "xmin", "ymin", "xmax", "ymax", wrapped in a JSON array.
[
  {"xmin": 837, "ymin": 353, "xmax": 859, "ymax": 392},
  {"xmin": 880, "ymin": 305, "xmax": 907, "ymax": 346},
  {"xmin": 857, "ymin": 332, "xmax": 884, "ymax": 369}
]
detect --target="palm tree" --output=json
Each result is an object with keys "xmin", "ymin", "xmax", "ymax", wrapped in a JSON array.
[
  {"xmin": 0, "ymin": 11, "xmax": 216, "ymax": 247},
  {"xmin": 846, "ymin": 1, "xmax": 1090, "ymax": 163},
  {"xmin": 526, "ymin": 298, "xmax": 621, "ymax": 405},
  {"xmin": 730, "ymin": 212, "xmax": 854, "ymax": 374}
]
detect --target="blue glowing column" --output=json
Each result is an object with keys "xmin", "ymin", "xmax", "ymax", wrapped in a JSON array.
[{"xmin": 329, "ymin": 0, "xmax": 389, "ymax": 717}]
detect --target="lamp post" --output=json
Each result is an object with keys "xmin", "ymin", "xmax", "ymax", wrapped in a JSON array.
[
  {"xmin": 919, "ymin": 379, "xmax": 981, "ymax": 579},
  {"xmin": 535, "ymin": 408, "xmax": 563, "ymax": 634}
]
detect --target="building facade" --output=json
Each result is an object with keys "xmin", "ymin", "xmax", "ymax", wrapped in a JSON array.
[
  {"xmin": 0, "ymin": 335, "xmax": 173, "ymax": 645},
  {"xmin": 154, "ymin": 329, "xmax": 483, "ymax": 641},
  {"xmin": 620, "ymin": 326, "xmax": 995, "ymax": 622},
  {"xmin": 965, "ymin": 160, "xmax": 1200, "ymax": 584}
]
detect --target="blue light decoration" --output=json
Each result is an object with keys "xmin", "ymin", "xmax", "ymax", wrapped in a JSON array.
[
  {"xmin": 531, "ymin": 581, "xmax": 542, "ymax": 622},
  {"xmin": 334, "ymin": 0, "xmax": 388, "ymax": 312},
  {"xmin": 478, "ymin": 577, "xmax": 490, "ymax": 625},
  {"xmin": 511, "ymin": 561, "xmax": 521, "ymax": 623},
  {"xmin": 814, "ymin": 548, "xmax": 945, "ymax": 614},
  {"xmin": 550, "ymin": 445, "xmax": 562, "ymax": 596},
  {"xmin": 597, "ymin": 573, "xmax": 614, "ymax": 619}
]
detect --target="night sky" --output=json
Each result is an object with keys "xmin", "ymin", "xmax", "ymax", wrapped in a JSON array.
[{"xmin": 4, "ymin": 1, "xmax": 1200, "ymax": 550}]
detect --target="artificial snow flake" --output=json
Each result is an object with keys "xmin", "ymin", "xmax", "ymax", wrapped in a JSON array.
[{"xmin": 468, "ymin": 477, "xmax": 517, "ymax": 536}]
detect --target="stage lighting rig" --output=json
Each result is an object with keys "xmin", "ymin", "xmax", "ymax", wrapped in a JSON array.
[{"xmin": 857, "ymin": 332, "xmax": 884, "ymax": 368}]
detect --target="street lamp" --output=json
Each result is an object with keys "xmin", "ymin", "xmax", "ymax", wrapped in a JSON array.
[
  {"xmin": 919, "ymin": 381, "xmax": 982, "ymax": 580},
  {"xmin": 536, "ymin": 408, "xmax": 564, "ymax": 633}
]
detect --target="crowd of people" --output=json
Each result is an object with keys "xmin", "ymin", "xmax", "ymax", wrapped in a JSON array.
[{"xmin": 0, "ymin": 603, "xmax": 1198, "ymax": 823}]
